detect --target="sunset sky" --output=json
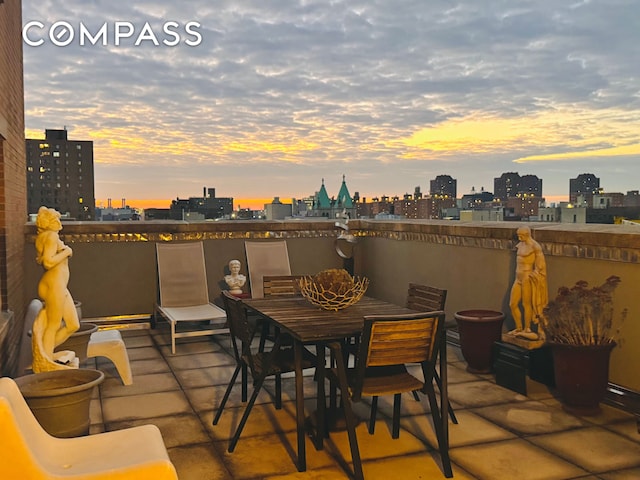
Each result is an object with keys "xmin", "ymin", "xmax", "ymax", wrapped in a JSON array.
[{"xmin": 21, "ymin": 0, "xmax": 640, "ymax": 211}]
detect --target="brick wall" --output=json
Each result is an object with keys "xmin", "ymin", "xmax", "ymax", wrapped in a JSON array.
[{"xmin": 0, "ymin": 0, "xmax": 27, "ymax": 377}]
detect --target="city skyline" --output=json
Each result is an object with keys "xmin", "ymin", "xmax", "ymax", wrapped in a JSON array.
[{"xmin": 22, "ymin": 1, "xmax": 640, "ymax": 211}]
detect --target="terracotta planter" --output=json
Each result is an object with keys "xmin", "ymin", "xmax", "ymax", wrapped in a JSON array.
[
  {"xmin": 550, "ymin": 342, "xmax": 615, "ymax": 416},
  {"xmin": 56, "ymin": 322, "xmax": 98, "ymax": 362},
  {"xmin": 16, "ymin": 369, "xmax": 104, "ymax": 437},
  {"xmin": 455, "ymin": 310, "xmax": 505, "ymax": 373}
]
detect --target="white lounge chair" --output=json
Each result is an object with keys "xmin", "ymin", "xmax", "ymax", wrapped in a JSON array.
[
  {"xmin": 244, "ymin": 240, "xmax": 292, "ymax": 298},
  {"xmin": 155, "ymin": 241, "xmax": 229, "ymax": 354},
  {"xmin": 0, "ymin": 376, "xmax": 178, "ymax": 479}
]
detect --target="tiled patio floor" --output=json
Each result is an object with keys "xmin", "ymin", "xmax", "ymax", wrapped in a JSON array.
[{"xmin": 84, "ymin": 324, "xmax": 640, "ymax": 480}]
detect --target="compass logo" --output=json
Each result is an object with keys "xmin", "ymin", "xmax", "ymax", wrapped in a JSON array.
[{"xmin": 23, "ymin": 20, "xmax": 203, "ymax": 47}]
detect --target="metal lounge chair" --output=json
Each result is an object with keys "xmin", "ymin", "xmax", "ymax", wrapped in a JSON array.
[
  {"xmin": 155, "ymin": 241, "xmax": 228, "ymax": 354},
  {"xmin": 244, "ymin": 240, "xmax": 292, "ymax": 299}
]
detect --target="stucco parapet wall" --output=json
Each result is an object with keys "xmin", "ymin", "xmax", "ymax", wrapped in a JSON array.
[
  {"xmin": 24, "ymin": 219, "xmax": 640, "ymax": 263},
  {"xmin": 352, "ymin": 220, "xmax": 640, "ymax": 263}
]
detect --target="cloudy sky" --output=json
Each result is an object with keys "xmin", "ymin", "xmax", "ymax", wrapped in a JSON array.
[{"xmin": 22, "ymin": 0, "xmax": 640, "ymax": 209}]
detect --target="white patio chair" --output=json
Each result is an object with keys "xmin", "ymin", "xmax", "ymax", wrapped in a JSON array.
[
  {"xmin": 155, "ymin": 242, "xmax": 228, "ymax": 354},
  {"xmin": 244, "ymin": 240, "xmax": 291, "ymax": 298},
  {"xmin": 0, "ymin": 376, "xmax": 178, "ymax": 479}
]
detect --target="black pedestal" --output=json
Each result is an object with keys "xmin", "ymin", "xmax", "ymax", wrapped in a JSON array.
[{"xmin": 493, "ymin": 341, "xmax": 555, "ymax": 395}]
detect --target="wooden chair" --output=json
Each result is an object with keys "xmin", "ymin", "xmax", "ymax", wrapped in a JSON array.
[
  {"xmin": 263, "ymin": 275, "xmax": 303, "ymax": 298},
  {"xmin": 0, "ymin": 377, "xmax": 178, "ymax": 479},
  {"xmin": 406, "ymin": 283, "xmax": 457, "ymax": 423},
  {"xmin": 213, "ymin": 291, "xmax": 316, "ymax": 453},
  {"xmin": 155, "ymin": 242, "xmax": 229, "ymax": 354},
  {"xmin": 407, "ymin": 283, "xmax": 447, "ymax": 312},
  {"xmin": 327, "ymin": 311, "xmax": 452, "ymax": 479},
  {"xmin": 257, "ymin": 275, "xmax": 304, "ymax": 351}
]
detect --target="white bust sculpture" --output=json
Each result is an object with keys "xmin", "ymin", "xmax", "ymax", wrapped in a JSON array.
[
  {"xmin": 224, "ymin": 259, "xmax": 246, "ymax": 295},
  {"xmin": 31, "ymin": 206, "xmax": 80, "ymax": 372}
]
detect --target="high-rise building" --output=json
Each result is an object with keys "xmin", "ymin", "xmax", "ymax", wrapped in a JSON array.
[
  {"xmin": 494, "ymin": 172, "xmax": 542, "ymax": 201},
  {"xmin": 519, "ymin": 174, "xmax": 543, "ymax": 196},
  {"xmin": 570, "ymin": 173, "xmax": 600, "ymax": 205},
  {"xmin": 430, "ymin": 175, "xmax": 457, "ymax": 198},
  {"xmin": 26, "ymin": 129, "xmax": 95, "ymax": 220},
  {"xmin": 493, "ymin": 172, "xmax": 520, "ymax": 201}
]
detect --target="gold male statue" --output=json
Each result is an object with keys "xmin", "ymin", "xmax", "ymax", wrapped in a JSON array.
[{"xmin": 508, "ymin": 226, "xmax": 548, "ymax": 341}]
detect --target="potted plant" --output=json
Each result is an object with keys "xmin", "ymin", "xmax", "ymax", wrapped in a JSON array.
[{"xmin": 541, "ymin": 275, "xmax": 627, "ymax": 415}]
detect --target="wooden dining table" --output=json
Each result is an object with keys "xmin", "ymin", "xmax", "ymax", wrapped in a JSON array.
[{"xmin": 242, "ymin": 295, "xmax": 451, "ymax": 476}]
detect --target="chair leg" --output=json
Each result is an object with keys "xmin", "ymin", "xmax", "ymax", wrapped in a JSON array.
[
  {"xmin": 392, "ymin": 393, "xmax": 402, "ymax": 439},
  {"xmin": 434, "ymin": 370, "xmax": 458, "ymax": 424},
  {"xmin": 213, "ymin": 365, "xmax": 241, "ymax": 425},
  {"xmin": 368, "ymin": 396, "xmax": 378, "ymax": 434},
  {"xmin": 333, "ymin": 346, "xmax": 364, "ymax": 480},
  {"xmin": 275, "ymin": 373, "xmax": 282, "ymax": 409},
  {"xmin": 425, "ymin": 389, "xmax": 453, "ymax": 478},
  {"xmin": 228, "ymin": 375, "xmax": 267, "ymax": 453},
  {"xmin": 171, "ymin": 321, "xmax": 176, "ymax": 355},
  {"xmin": 241, "ymin": 364, "xmax": 248, "ymax": 402},
  {"xmin": 412, "ymin": 390, "xmax": 420, "ymax": 401},
  {"xmin": 258, "ymin": 320, "xmax": 269, "ymax": 352}
]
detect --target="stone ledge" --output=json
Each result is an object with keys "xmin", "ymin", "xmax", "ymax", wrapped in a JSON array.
[{"xmin": 24, "ymin": 219, "xmax": 640, "ymax": 263}]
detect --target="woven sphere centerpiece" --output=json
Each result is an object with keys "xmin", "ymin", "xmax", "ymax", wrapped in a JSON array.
[{"xmin": 298, "ymin": 268, "xmax": 369, "ymax": 311}]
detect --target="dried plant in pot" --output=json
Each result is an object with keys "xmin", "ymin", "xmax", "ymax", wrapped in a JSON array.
[{"xmin": 541, "ymin": 275, "xmax": 627, "ymax": 415}]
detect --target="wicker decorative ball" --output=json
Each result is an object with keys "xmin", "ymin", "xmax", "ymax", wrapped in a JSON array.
[{"xmin": 298, "ymin": 268, "xmax": 369, "ymax": 311}]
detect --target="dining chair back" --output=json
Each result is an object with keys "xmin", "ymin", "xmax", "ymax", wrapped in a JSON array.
[
  {"xmin": 327, "ymin": 310, "xmax": 452, "ymax": 479},
  {"xmin": 155, "ymin": 242, "xmax": 228, "ymax": 354},
  {"xmin": 259, "ymin": 275, "xmax": 303, "ymax": 349},
  {"xmin": 244, "ymin": 240, "xmax": 291, "ymax": 298},
  {"xmin": 405, "ymin": 283, "xmax": 458, "ymax": 423},
  {"xmin": 406, "ymin": 283, "xmax": 447, "ymax": 312},
  {"xmin": 262, "ymin": 275, "xmax": 303, "ymax": 298},
  {"xmin": 353, "ymin": 311, "xmax": 443, "ymax": 401}
]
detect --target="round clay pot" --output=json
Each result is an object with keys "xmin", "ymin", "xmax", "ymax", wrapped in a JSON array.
[
  {"xmin": 455, "ymin": 309, "xmax": 505, "ymax": 373},
  {"xmin": 56, "ymin": 322, "xmax": 99, "ymax": 362},
  {"xmin": 550, "ymin": 341, "xmax": 615, "ymax": 416},
  {"xmin": 16, "ymin": 368, "xmax": 104, "ymax": 437}
]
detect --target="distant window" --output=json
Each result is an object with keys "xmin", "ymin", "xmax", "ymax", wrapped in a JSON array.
[
  {"xmin": 53, "ymin": 151, "xmax": 60, "ymax": 157},
  {"xmin": 76, "ymin": 145, "xmax": 81, "ymax": 150}
]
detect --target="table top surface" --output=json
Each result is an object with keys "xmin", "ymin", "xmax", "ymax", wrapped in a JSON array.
[{"xmin": 243, "ymin": 296, "xmax": 414, "ymax": 343}]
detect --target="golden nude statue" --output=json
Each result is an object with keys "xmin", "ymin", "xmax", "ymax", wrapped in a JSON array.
[
  {"xmin": 31, "ymin": 207, "xmax": 80, "ymax": 372},
  {"xmin": 508, "ymin": 226, "xmax": 548, "ymax": 341}
]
